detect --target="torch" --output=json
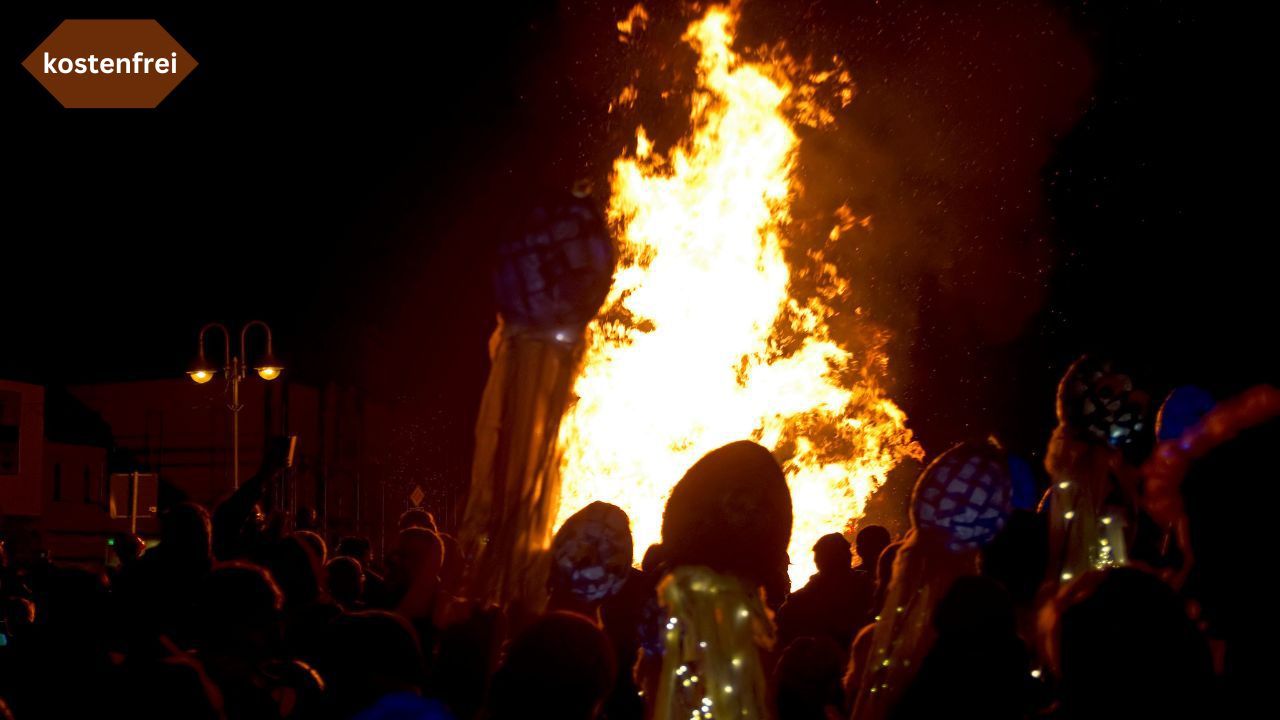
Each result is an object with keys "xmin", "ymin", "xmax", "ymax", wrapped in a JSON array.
[{"xmin": 457, "ymin": 182, "xmax": 616, "ymax": 613}]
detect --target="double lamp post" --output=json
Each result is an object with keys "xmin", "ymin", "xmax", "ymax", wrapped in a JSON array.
[{"xmin": 187, "ymin": 321, "xmax": 283, "ymax": 488}]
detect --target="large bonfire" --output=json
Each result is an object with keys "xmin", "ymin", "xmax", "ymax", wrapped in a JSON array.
[{"xmin": 555, "ymin": 4, "xmax": 922, "ymax": 585}]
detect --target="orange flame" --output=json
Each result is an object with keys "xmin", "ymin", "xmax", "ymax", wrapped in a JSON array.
[{"xmin": 556, "ymin": 5, "xmax": 921, "ymax": 585}]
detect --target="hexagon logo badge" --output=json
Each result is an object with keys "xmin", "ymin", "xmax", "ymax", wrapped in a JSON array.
[{"xmin": 22, "ymin": 20, "xmax": 197, "ymax": 108}]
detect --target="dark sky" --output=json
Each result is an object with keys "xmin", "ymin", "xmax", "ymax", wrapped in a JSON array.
[{"xmin": 5, "ymin": 1, "xmax": 1275, "ymax": 470}]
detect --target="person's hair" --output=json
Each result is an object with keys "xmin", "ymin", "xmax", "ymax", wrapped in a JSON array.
[
  {"xmin": 812, "ymin": 533, "xmax": 853, "ymax": 574},
  {"xmin": 190, "ymin": 561, "xmax": 283, "ymax": 654},
  {"xmin": 489, "ymin": 611, "xmax": 616, "ymax": 720},
  {"xmin": 293, "ymin": 529, "xmax": 327, "ymax": 565},
  {"xmin": 160, "ymin": 501, "xmax": 211, "ymax": 560},
  {"xmin": 398, "ymin": 507, "xmax": 437, "ymax": 532},
  {"xmin": 398, "ymin": 527, "xmax": 445, "ymax": 579},
  {"xmin": 264, "ymin": 534, "xmax": 324, "ymax": 608},
  {"xmin": 876, "ymin": 541, "xmax": 902, "ymax": 587},
  {"xmin": 334, "ymin": 535, "xmax": 372, "ymax": 563},
  {"xmin": 326, "ymin": 556, "xmax": 364, "ymax": 608},
  {"xmin": 854, "ymin": 525, "xmax": 891, "ymax": 564},
  {"xmin": 316, "ymin": 610, "xmax": 426, "ymax": 718},
  {"xmin": 661, "ymin": 441, "xmax": 792, "ymax": 588},
  {"xmin": 640, "ymin": 543, "xmax": 666, "ymax": 574}
]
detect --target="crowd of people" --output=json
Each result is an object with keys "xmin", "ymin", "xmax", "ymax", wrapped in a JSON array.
[{"xmin": 0, "ymin": 358, "xmax": 1272, "ymax": 719}]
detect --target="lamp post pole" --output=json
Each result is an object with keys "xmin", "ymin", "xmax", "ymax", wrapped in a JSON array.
[{"xmin": 190, "ymin": 321, "xmax": 283, "ymax": 488}]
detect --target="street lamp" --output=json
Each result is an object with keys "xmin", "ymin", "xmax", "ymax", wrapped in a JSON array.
[{"xmin": 189, "ymin": 321, "xmax": 283, "ymax": 487}]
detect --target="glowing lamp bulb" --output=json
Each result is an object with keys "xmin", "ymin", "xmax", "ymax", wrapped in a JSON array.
[
  {"xmin": 189, "ymin": 369, "xmax": 214, "ymax": 384},
  {"xmin": 256, "ymin": 366, "xmax": 282, "ymax": 381}
]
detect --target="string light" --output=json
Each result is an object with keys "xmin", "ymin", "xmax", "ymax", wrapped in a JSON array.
[
  {"xmin": 1031, "ymin": 669, "xmax": 1042, "ymax": 679},
  {"xmin": 1101, "ymin": 516, "xmax": 1113, "ymax": 525},
  {"xmin": 1064, "ymin": 511, "xmax": 1075, "ymax": 520},
  {"xmin": 1061, "ymin": 571, "xmax": 1074, "ymax": 581},
  {"xmin": 1058, "ymin": 481, "xmax": 1071, "ymax": 490}
]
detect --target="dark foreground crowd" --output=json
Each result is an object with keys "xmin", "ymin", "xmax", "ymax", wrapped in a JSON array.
[{"xmin": 0, "ymin": 359, "xmax": 1273, "ymax": 719}]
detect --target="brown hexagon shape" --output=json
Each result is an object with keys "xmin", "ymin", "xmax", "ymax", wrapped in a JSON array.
[{"xmin": 22, "ymin": 20, "xmax": 197, "ymax": 109}]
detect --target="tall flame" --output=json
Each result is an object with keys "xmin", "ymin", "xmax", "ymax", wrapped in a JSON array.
[{"xmin": 557, "ymin": 5, "xmax": 922, "ymax": 585}]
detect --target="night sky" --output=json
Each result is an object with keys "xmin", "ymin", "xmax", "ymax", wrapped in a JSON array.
[{"xmin": 5, "ymin": 1, "xmax": 1275, "ymax": 474}]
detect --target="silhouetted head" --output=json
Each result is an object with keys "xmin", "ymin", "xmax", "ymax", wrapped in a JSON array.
[
  {"xmin": 854, "ymin": 525, "xmax": 891, "ymax": 566},
  {"xmin": 111, "ymin": 532, "xmax": 146, "ymax": 565},
  {"xmin": 640, "ymin": 543, "xmax": 666, "ymax": 574},
  {"xmin": 489, "ymin": 611, "xmax": 616, "ymax": 720},
  {"xmin": 398, "ymin": 508, "xmax": 437, "ymax": 532},
  {"xmin": 662, "ymin": 441, "xmax": 792, "ymax": 588},
  {"xmin": 397, "ymin": 527, "xmax": 444, "ymax": 585},
  {"xmin": 326, "ymin": 556, "xmax": 364, "ymax": 609},
  {"xmin": 265, "ymin": 535, "xmax": 324, "ymax": 609},
  {"xmin": 872, "ymin": 541, "xmax": 903, "ymax": 614},
  {"xmin": 293, "ymin": 530, "xmax": 327, "ymax": 565},
  {"xmin": 550, "ymin": 502, "xmax": 633, "ymax": 606},
  {"xmin": 812, "ymin": 533, "xmax": 853, "ymax": 575},
  {"xmin": 317, "ymin": 610, "xmax": 426, "ymax": 718},
  {"xmin": 191, "ymin": 561, "xmax": 283, "ymax": 658},
  {"xmin": 160, "ymin": 502, "xmax": 211, "ymax": 562},
  {"xmin": 876, "ymin": 541, "xmax": 902, "ymax": 586},
  {"xmin": 1049, "ymin": 567, "xmax": 1212, "ymax": 719},
  {"xmin": 335, "ymin": 536, "xmax": 373, "ymax": 567}
]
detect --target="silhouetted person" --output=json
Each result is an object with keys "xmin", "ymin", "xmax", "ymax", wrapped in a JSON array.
[
  {"xmin": 775, "ymin": 636, "xmax": 846, "ymax": 720},
  {"xmin": 115, "ymin": 501, "xmax": 213, "ymax": 656},
  {"xmin": 1180, "ymin": 415, "xmax": 1277, "ymax": 708},
  {"xmin": 336, "ymin": 536, "xmax": 392, "ymax": 609},
  {"xmin": 327, "ymin": 556, "xmax": 366, "ymax": 611},
  {"xmin": 854, "ymin": 526, "xmax": 891, "ymax": 577},
  {"xmin": 5, "ymin": 564, "xmax": 117, "ymax": 718},
  {"xmin": 315, "ymin": 610, "xmax": 449, "ymax": 719},
  {"xmin": 1048, "ymin": 567, "xmax": 1213, "ymax": 720},
  {"xmin": 188, "ymin": 562, "xmax": 283, "ymax": 718},
  {"xmin": 777, "ymin": 533, "xmax": 874, "ymax": 653},
  {"xmin": 891, "ymin": 576, "xmax": 1033, "ymax": 720},
  {"xmin": 294, "ymin": 530, "xmax": 328, "ymax": 566},
  {"xmin": 488, "ymin": 611, "xmax": 616, "ymax": 720},
  {"xmin": 390, "ymin": 527, "xmax": 445, "ymax": 662},
  {"xmin": 264, "ymin": 534, "xmax": 340, "ymax": 663},
  {"xmin": 121, "ymin": 647, "xmax": 226, "ymax": 720},
  {"xmin": 213, "ymin": 449, "xmax": 288, "ymax": 561},
  {"xmin": 869, "ymin": 541, "xmax": 902, "ymax": 618}
]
